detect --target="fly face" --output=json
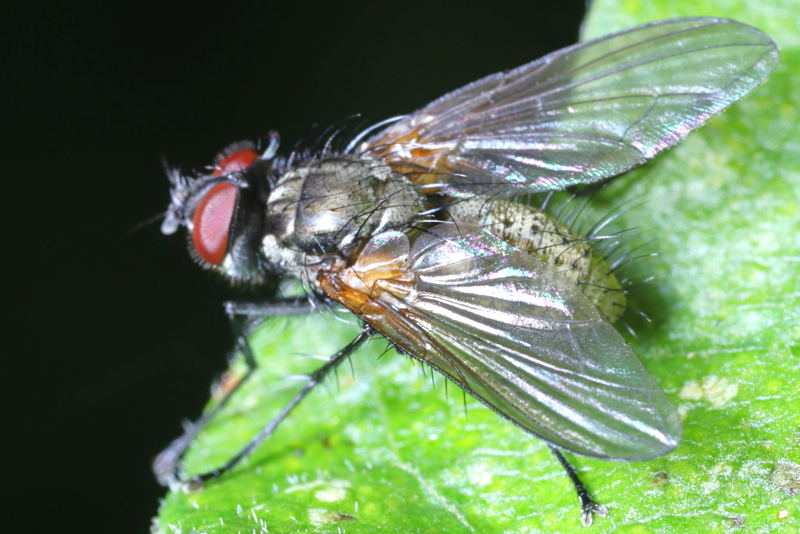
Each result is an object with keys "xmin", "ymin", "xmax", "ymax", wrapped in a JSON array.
[
  {"xmin": 162, "ymin": 140, "xmax": 275, "ymax": 282},
  {"xmin": 156, "ymin": 17, "xmax": 778, "ymax": 525}
]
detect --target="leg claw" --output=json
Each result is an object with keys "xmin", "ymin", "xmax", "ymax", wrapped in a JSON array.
[
  {"xmin": 182, "ymin": 477, "xmax": 205, "ymax": 494},
  {"xmin": 580, "ymin": 501, "xmax": 608, "ymax": 527}
]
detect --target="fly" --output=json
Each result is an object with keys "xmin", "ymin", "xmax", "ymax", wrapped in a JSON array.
[{"xmin": 154, "ymin": 18, "xmax": 778, "ymax": 526}]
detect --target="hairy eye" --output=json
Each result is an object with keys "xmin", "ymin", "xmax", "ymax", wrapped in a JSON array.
[
  {"xmin": 192, "ymin": 183, "xmax": 239, "ymax": 265},
  {"xmin": 212, "ymin": 148, "xmax": 259, "ymax": 176}
]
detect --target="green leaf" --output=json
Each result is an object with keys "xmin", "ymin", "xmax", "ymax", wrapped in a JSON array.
[{"xmin": 155, "ymin": 2, "xmax": 800, "ymax": 532}]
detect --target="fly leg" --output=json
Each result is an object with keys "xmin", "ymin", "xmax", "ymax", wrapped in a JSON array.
[
  {"xmin": 550, "ymin": 446, "xmax": 608, "ymax": 527},
  {"xmin": 153, "ymin": 296, "xmax": 315, "ymax": 486},
  {"xmin": 188, "ymin": 325, "xmax": 372, "ymax": 486},
  {"xmin": 224, "ymin": 296, "xmax": 318, "ymax": 323}
]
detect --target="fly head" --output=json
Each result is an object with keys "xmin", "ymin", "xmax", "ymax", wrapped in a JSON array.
[{"xmin": 161, "ymin": 139, "xmax": 277, "ymax": 283}]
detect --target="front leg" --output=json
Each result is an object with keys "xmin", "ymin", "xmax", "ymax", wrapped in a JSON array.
[
  {"xmin": 152, "ymin": 296, "xmax": 316, "ymax": 486},
  {"xmin": 190, "ymin": 324, "xmax": 372, "ymax": 485}
]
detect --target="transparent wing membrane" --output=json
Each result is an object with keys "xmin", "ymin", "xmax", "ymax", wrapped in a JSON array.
[
  {"xmin": 320, "ymin": 225, "xmax": 682, "ymax": 459},
  {"xmin": 364, "ymin": 18, "xmax": 778, "ymax": 196}
]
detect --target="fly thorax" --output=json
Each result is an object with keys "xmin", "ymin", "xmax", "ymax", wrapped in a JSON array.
[
  {"xmin": 317, "ymin": 229, "xmax": 416, "ymax": 319},
  {"xmin": 265, "ymin": 155, "xmax": 425, "ymax": 256},
  {"xmin": 260, "ymin": 233, "xmax": 321, "ymax": 280}
]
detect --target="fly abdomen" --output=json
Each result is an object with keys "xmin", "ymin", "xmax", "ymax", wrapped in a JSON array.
[{"xmin": 447, "ymin": 198, "xmax": 626, "ymax": 323}]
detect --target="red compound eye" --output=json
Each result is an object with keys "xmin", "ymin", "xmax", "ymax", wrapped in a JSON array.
[
  {"xmin": 212, "ymin": 148, "xmax": 259, "ymax": 176},
  {"xmin": 192, "ymin": 183, "xmax": 239, "ymax": 265}
]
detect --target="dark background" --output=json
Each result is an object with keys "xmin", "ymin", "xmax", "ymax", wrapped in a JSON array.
[{"xmin": 7, "ymin": 2, "xmax": 585, "ymax": 531}]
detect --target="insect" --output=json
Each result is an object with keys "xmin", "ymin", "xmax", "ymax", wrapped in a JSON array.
[{"xmin": 154, "ymin": 18, "xmax": 777, "ymax": 525}]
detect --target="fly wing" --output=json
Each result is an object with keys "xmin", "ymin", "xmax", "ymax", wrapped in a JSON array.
[
  {"xmin": 320, "ymin": 225, "xmax": 681, "ymax": 459},
  {"xmin": 363, "ymin": 18, "xmax": 778, "ymax": 196}
]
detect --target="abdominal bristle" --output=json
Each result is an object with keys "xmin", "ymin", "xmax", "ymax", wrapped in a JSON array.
[{"xmin": 535, "ymin": 189, "xmax": 658, "ymax": 335}]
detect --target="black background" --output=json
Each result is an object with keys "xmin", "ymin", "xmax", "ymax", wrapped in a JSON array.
[{"xmin": 8, "ymin": 2, "xmax": 585, "ymax": 531}]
